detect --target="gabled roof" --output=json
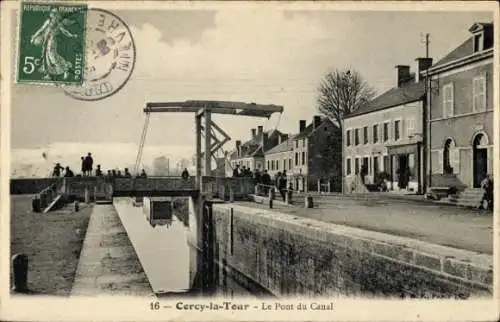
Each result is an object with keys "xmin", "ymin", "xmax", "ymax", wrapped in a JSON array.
[
  {"xmin": 428, "ymin": 22, "xmax": 493, "ymax": 72},
  {"xmin": 345, "ymin": 81, "xmax": 425, "ymax": 119},
  {"xmin": 293, "ymin": 118, "xmax": 339, "ymax": 140},
  {"xmin": 265, "ymin": 134, "xmax": 297, "ymax": 155},
  {"xmin": 231, "ymin": 129, "xmax": 282, "ymax": 159}
]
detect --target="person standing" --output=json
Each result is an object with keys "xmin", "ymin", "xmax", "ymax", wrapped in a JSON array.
[
  {"xmin": 80, "ymin": 156, "xmax": 87, "ymax": 176},
  {"xmin": 181, "ymin": 168, "xmax": 190, "ymax": 180},
  {"xmin": 480, "ymin": 174, "xmax": 493, "ymax": 210},
  {"xmin": 84, "ymin": 153, "xmax": 93, "ymax": 176}
]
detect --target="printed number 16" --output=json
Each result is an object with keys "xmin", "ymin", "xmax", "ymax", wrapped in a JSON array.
[{"xmin": 23, "ymin": 56, "xmax": 41, "ymax": 74}]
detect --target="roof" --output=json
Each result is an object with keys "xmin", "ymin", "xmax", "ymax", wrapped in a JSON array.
[
  {"xmin": 345, "ymin": 81, "xmax": 425, "ymax": 119},
  {"xmin": 231, "ymin": 129, "xmax": 281, "ymax": 159},
  {"xmin": 265, "ymin": 134, "xmax": 297, "ymax": 155},
  {"xmin": 429, "ymin": 22, "xmax": 493, "ymax": 71},
  {"xmin": 293, "ymin": 123, "xmax": 315, "ymax": 140}
]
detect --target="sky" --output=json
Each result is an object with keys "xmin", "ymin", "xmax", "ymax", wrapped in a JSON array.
[{"xmin": 8, "ymin": 6, "xmax": 494, "ymax": 175}]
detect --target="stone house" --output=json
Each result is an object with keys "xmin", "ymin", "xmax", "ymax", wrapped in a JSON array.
[
  {"xmin": 227, "ymin": 126, "xmax": 283, "ymax": 176},
  {"xmin": 263, "ymin": 133, "xmax": 295, "ymax": 179},
  {"xmin": 343, "ymin": 58, "xmax": 433, "ymax": 193},
  {"xmin": 290, "ymin": 116, "xmax": 342, "ymax": 192},
  {"xmin": 424, "ymin": 22, "xmax": 494, "ymax": 189}
]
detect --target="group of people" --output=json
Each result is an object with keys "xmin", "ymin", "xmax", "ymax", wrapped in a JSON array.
[
  {"xmin": 232, "ymin": 165, "xmax": 291, "ymax": 201},
  {"xmin": 51, "ymin": 152, "xmax": 150, "ymax": 179}
]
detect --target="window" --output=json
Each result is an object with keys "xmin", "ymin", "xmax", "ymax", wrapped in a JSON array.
[
  {"xmin": 296, "ymin": 141, "xmax": 299, "ymax": 148},
  {"xmin": 302, "ymin": 139, "xmax": 306, "ymax": 147},
  {"xmin": 355, "ymin": 158, "xmax": 360, "ymax": 175},
  {"xmin": 289, "ymin": 158, "xmax": 292, "ymax": 169},
  {"xmin": 283, "ymin": 159, "xmax": 286, "ymax": 170},
  {"xmin": 473, "ymin": 33, "xmax": 483, "ymax": 52},
  {"xmin": 301, "ymin": 152, "xmax": 305, "ymax": 165},
  {"xmin": 373, "ymin": 124, "xmax": 379, "ymax": 143},
  {"xmin": 363, "ymin": 126, "xmax": 369, "ymax": 144},
  {"xmin": 267, "ymin": 160, "xmax": 270, "ymax": 170},
  {"xmin": 443, "ymin": 139, "xmax": 454, "ymax": 174},
  {"xmin": 407, "ymin": 118, "xmax": 416, "ymax": 136},
  {"xmin": 473, "ymin": 76, "xmax": 486, "ymax": 112},
  {"xmin": 354, "ymin": 129, "xmax": 360, "ymax": 145},
  {"xmin": 443, "ymin": 83, "xmax": 454, "ymax": 118},
  {"xmin": 346, "ymin": 158, "xmax": 352, "ymax": 175},
  {"xmin": 295, "ymin": 153, "xmax": 298, "ymax": 166},
  {"xmin": 394, "ymin": 120, "xmax": 401, "ymax": 140},
  {"xmin": 373, "ymin": 156, "xmax": 379, "ymax": 174},
  {"xmin": 346, "ymin": 130, "xmax": 352, "ymax": 146},
  {"xmin": 383, "ymin": 122, "xmax": 389, "ymax": 142},
  {"xmin": 383, "ymin": 155, "xmax": 389, "ymax": 173}
]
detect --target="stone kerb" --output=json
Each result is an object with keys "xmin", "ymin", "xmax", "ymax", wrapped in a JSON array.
[{"xmin": 212, "ymin": 203, "xmax": 493, "ymax": 294}]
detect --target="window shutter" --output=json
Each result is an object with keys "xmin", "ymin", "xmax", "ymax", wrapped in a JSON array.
[
  {"xmin": 438, "ymin": 150, "xmax": 443, "ymax": 172},
  {"xmin": 449, "ymin": 83, "xmax": 454, "ymax": 116},
  {"xmin": 451, "ymin": 148, "xmax": 460, "ymax": 173}
]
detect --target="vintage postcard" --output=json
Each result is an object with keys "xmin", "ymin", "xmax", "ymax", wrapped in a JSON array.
[{"xmin": 1, "ymin": 0, "xmax": 499, "ymax": 321}]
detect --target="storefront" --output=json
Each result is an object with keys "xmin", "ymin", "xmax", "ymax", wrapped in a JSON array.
[{"xmin": 387, "ymin": 142, "xmax": 422, "ymax": 193}]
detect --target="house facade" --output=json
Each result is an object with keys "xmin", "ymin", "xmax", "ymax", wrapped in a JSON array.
[
  {"xmin": 263, "ymin": 134, "xmax": 294, "ymax": 179},
  {"xmin": 343, "ymin": 58, "xmax": 432, "ymax": 193},
  {"xmin": 290, "ymin": 116, "xmax": 342, "ymax": 192},
  {"xmin": 424, "ymin": 22, "xmax": 494, "ymax": 189},
  {"xmin": 228, "ymin": 126, "xmax": 282, "ymax": 175}
]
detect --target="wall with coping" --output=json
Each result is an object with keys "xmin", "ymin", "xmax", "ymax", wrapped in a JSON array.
[{"xmin": 210, "ymin": 203, "xmax": 492, "ymax": 298}]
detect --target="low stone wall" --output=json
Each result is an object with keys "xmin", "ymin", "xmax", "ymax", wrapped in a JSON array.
[
  {"xmin": 10, "ymin": 178, "xmax": 58, "ymax": 194},
  {"xmin": 210, "ymin": 203, "xmax": 492, "ymax": 299}
]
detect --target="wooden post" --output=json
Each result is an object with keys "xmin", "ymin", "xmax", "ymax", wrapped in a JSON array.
[
  {"xmin": 285, "ymin": 189, "xmax": 292, "ymax": 205},
  {"xmin": 229, "ymin": 186, "xmax": 234, "ymax": 203},
  {"xmin": 305, "ymin": 195, "xmax": 313, "ymax": 208},
  {"xmin": 204, "ymin": 108, "xmax": 212, "ymax": 176},
  {"xmin": 84, "ymin": 187, "xmax": 90, "ymax": 204},
  {"xmin": 195, "ymin": 114, "xmax": 202, "ymax": 190},
  {"xmin": 268, "ymin": 188, "xmax": 275, "ymax": 208},
  {"xmin": 32, "ymin": 197, "xmax": 41, "ymax": 213},
  {"xmin": 317, "ymin": 179, "xmax": 320, "ymax": 193},
  {"xmin": 74, "ymin": 201, "xmax": 80, "ymax": 212},
  {"xmin": 11, "ymin": 253, "xmax": 29, "ymax": 293}
]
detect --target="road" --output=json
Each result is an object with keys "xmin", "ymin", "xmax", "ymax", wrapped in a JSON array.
[{"xmin": 242, "ymin": 193, "xmax": 493, "ymax": 254}]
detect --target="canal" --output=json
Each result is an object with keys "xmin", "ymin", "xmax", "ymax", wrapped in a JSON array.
[{"xmin": 123, "ymin": 197, "xmax": 273, "ymax": 299}]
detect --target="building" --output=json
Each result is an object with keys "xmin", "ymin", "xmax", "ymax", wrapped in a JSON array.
[
  {"xmin": 228, "ymin": 125, "xmax": 283, "ymax": 174},
  {"xmin": 263, "ymin": 133, "xmax": 295, "ymax": 179},
  {"xmin": 153, "ymin": 156, "xmax": 170, "ymax": 176},
  {"xmin": 289, "ymin": 116, "xmax": 342, "ymax": 192},
  {"xmin": 343, "ymin": 58, "xmax": 433, "ymax": 193},
  {"xmin": 424, "ymin": 22, "xmax": 494, "ymax": 189}
]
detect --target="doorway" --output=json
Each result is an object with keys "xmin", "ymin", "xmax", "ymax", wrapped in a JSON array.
[
  {"xmin": 473, "ymin": 133, "xmax": 488, "ymax": 188},
  {"xmin": 398, "ymin": 154, "xmax": 409, "ymax": 189}
]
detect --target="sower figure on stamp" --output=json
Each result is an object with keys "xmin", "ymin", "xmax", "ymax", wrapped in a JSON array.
[{"xmin": 30, "ymin": 9, "xmax": 78, "ymax": 80}]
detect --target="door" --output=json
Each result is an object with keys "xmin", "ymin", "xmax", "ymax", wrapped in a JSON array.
[
  {"xmin": 398, "ymin": 154, "xmax": 409, "ymax": 189},
  {"xmin": 473, "ymin": 148, "xmax": 487, "ymax": 188},
  {"xmin": 473, "ymin": 133, "xmax": 488, "ymax": 188}
]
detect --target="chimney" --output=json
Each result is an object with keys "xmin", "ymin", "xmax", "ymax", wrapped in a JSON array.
[
  {"xmin": 235, "ymin": 140, "xmax": 241, "ymax": 157},
  {"xmin": 251, "ymin": 128, "xmax": 256, "ymax": 139},
  {"xmin": 262, "ymin": 132, "xmax": 269, "ymax": 151},
  {"xmin": 257, "ymin": 126, "xmax": 263, "ymax": 136},
  {"xmin": 299, "ymin": 120, "xmax": 306, "ymax": 132},
  {"xmin": 414, "ymin": 58, "xmax": 433, "ymax": 83},
  {"xmin": 395, "ymin": 65, "xmax": 411, "ymax": 87},
  {"xmin": 313, "ymin": 115, "xmax": 322, "ymax": 129}
]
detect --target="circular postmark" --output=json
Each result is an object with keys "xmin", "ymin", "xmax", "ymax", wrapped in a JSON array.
[{"xmin": 62, "ymin": 8, "xmax": 136, "ymax": 101}]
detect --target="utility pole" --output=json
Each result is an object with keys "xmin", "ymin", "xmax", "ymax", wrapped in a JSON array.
[{"xmin": 421, "ymin": 32, "xmax": 431, "ymax": 195}]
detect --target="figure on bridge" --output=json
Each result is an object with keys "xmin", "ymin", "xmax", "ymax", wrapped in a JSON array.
[
  {"xmin": 64, "ymin": 166, "xmax": 74, "ymax": 177},
  {"xmin": 95, "ymin": 165, "xmax": 103, "ymax": 177},
  {"xmin": 52, "ymin": 163, "xmax": 63, "ymax": 177},
  {"xmin": 84, "ymin": 153, "xmax": 94, "ymax": 176},
  {"xmin": 181, "ymin": 168, "xmax": 190, "ymax": 180},
  {"xmin": 124, "ymin": 168, "xmax": 132, "ymax": 177},
  {"xmin": 140, "ymin": 169, "xmax": 147, "ymax": 178}
]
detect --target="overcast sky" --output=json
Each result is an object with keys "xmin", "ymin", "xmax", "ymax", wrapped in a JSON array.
[{"xmin": 9, "ymin": 6, "xmax": 493, "ymax": 169}]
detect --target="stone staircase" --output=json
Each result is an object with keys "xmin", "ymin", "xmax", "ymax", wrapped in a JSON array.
[{"xmin": 445, "ymin": 188, "xmax": 485, "ymax": 209}]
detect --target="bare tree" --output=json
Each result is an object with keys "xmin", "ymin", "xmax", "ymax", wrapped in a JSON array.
[{"xmin": 317, "ymin": 69, "xmax": 375, "ymax": 131}]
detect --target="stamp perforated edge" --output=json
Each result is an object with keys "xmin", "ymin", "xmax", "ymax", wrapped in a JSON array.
[{"xmin": 14, "ymin": 1, "xmax": 88, "ymax": 86}]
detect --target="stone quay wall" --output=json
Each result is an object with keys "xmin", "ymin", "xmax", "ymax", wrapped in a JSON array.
[{"xmin": 210, "ymin": 203, "xmax": 492, "ymax": 299}]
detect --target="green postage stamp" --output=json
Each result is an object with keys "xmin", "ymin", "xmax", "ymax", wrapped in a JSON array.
[{"xmin": 17, "ymin": 2, "xmax": 87, "ymax": 85}]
